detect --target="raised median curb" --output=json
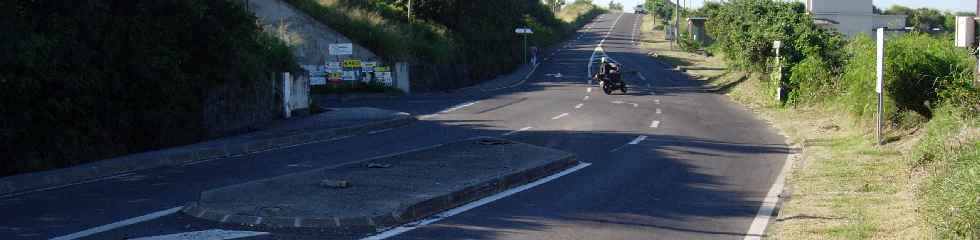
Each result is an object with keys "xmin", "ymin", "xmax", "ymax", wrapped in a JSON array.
[
  {"xmin": 0, "ymin": 108, "xmax": 415, "ymax": 197},
  {"xmin": 181, "ymin": 137, "xmax": 578, "ymax": 229}
]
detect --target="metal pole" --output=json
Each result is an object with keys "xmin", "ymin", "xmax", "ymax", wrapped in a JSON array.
[
  {"xmin": 523, "ymin": 34, "xmax": 528, "ymax": 64},
  {"xmin": 876, "ymin": 28, "xmax": 885, "ymax": 145}
]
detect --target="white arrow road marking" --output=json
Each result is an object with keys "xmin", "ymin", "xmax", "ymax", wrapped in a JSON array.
[
  {"xmin": 574, "ymin": 103, "xmax": 584, "ymax": 109},
  {"xmin": 51, "ymin": 207, "xmax": 183, "ymax": 240},
  {"xmin": 362, "ymin": 162, "xmax": 592, "ymax": 240},
  {"xmin": 130, "ymin": 229, "xmax": 270, "ymax": 240},
  {"xmin": 551, "ymin": 113, "xmax": 569, "ymax": 120},
  {"xmin": 650, "ymin": 120, "xmax": 661, "ymax": 128},
  {"xmin": 503, "ymin": 126, "xmax": 533, "ymax": 136}
]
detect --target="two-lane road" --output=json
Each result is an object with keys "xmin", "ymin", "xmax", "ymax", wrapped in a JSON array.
[{"xmin": 1, "ymin": 13, "xmax": 790, "ymax": 240}]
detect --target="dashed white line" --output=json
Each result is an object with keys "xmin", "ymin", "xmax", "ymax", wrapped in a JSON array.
[
  {"xmin": 650, "ymin": 120, "xmax": 661, "ymax": 128},
  {"xmin": 611, "ymin": 100, "xmax": 624, "ymax": 104},
  {"xmin": 583, "ymin": 96, "xmax": 590, "ymax": 101},
  {"xmin": 503, "ymin": 126, "xmax": 533, "ymax": 136},
  {"xmin": 574, "ymin": 103, "xmax": 584, "ymax": 109},
  {"xmin": 656, "ymin": 108, "xmax": 662, "ymax": 114},
  {"xmin": 551, "ymin": 113, "xmax": 570, "ymax": 120},
  {"xmin": 654, "ymin": 99, "xmax": 661, "ymax": 104},
  {"xmin": 629, "ymin": 103, "xmax": 639, "ymax": 108},
  {"xmin": 362, "ymin": 162, "xmax": 593, "ymax": 240},
  {"xmin": 51, "ymin": 207, "xmax": 184, "ymax": 240},
  {"xmin": 587, "ymin": 87, "xmax": 592, "ymax": 93}
]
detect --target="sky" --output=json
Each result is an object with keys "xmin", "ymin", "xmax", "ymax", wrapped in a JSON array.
[{"xmin": 613, "ymin": 0, "xmax": 974, "ymax": 13}]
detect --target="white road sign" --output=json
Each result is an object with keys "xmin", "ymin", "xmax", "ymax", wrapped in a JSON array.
[
  {"xmin": 329, "ymin": 43, "xmax": 353, "ymax": 55},
  {"xmin": 515, "ymin": 28, "xmax": 533, "ymax": 34}
]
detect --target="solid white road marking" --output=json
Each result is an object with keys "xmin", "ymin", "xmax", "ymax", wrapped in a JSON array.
[
  {"xmin": 610, "ymin": 135, "xmax": 648, "ymax": 152},
  {"xmin": 130, "ymin": 229, "xmax": 269, "ymax": 240},
  {"xmin": 362, "ymin": 163, "xmax": 592, "ymax": 240},
  {"xmin": 503, "ymin": 127, "xmax": 533, "ymax": 136},
  {"xmin": 574, "ymin": 103, "xmax": 584, "ymax": 109},
  {"xmin": 650, "ymin": 120, "xmax": 661, "ymax": 128},
  {"xmin": 368, "ymin": 128, "xmax": 393, "ymax": 135},
  {"xmin": 743, "ymin": 148, "xmax": 795, "ymax": 240},
  {"xmin": 551, "ymin": 113, "xmax": 569, "ymax": 120},
  {"xmin": 51, "ymin": 207, "xmax": 184, "ymax": 240},
  {"xmin": 440, "ymin": 101, "xmax": 479, "ymax": 113},
  {"xmin": 629, "ymin": 135, "xmax": 647, "ymax": 144},
  {"xmin": 638, "ymin": 73, "xmax": 647, "ymax": 81}
]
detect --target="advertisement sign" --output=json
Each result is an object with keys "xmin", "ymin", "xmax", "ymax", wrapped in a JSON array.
[
  {"xmin": 329, "ymin": 43, "xmax": 353, "ymax": 55},
  {"xmin": 362, "ymin": 61, "xmax": 377, "ymax": 72},
  {"xmin": 342, "ymin": 71, "xmax": 356, "ymax": 81},
  {"xmin": 376, "ymin": 71, "xmax": 393, "ymax": 86},
  {"xmin": 328, "ymin": 72, "xmax": 343, "ymax": 83},
  {"xmin": 326, "ymin": 62, "xmax": 342, "ymax": 72},
  {"xmin": 302, "ymin": 65, "xmax": 327, "ymax": 85},
  {"xmin": 342, "ymin": 59, "xmax": 362, "ymax": 68}
]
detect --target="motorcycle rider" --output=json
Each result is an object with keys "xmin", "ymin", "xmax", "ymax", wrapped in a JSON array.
[{"xmin": 595, "ymin": 57, "xmax": 620, "ymax": 83}]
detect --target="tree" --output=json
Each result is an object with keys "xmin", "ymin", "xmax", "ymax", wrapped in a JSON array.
[{"xmin": 608, "ymin": 0, "xmax": 623, "ymax": 11}]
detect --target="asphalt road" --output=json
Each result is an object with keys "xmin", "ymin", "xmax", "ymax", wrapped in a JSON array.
[{"xmin": 1, "ymin": 13, "xmax": 790, "ymax": 240}]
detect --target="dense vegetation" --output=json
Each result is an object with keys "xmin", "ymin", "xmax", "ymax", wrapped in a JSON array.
[
  {"xmin": 649, "ymin": 0, "xmax": 979, "ymax": 238},
  {"xmin": 287, "ymin": 0, "xmax": 603, "ymax": 90},
  {"xmin": 0, "ymin": 1, "xmax": 296, "ymax": 176}
]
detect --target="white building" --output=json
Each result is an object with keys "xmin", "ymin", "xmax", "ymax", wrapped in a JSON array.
[{"xmin": 806, "ymin": 0, "xmax": 906, "ymax": 37}]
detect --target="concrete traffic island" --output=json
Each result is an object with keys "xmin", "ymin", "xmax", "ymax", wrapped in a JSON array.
[{"xmin": 182, "ymin": 137, "xmax": 578, "ymax": 230}]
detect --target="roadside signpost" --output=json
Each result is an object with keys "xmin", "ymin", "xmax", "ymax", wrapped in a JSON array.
[
  {"xmin": 876, "ymin": 28, "xmax": 885, "ymax": 145},
  {"xmin": 516, "ymin": 27, "xmax": 534, "ymax": 64},
  {"xmin": 329, "ymin": 43, "xmax": 353, "ymax": 56},
  {"xmin": 774, "ymin": 40, "xmax": 782, "ymax": 102}
]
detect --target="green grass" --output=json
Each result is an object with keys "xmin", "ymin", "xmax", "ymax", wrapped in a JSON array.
[{"xmin": 917, "ymin": 107, "xmax": 980, "ymax": 239}]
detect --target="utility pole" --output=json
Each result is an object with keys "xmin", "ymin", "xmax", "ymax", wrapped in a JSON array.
[{"xmin": 674, "ymin": 0, "xmax": 679, "ymax": 46}]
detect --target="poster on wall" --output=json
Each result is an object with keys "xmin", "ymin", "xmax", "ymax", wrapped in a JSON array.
[
  {"xmin": 326, "ymin": 62, "xmax": 342, "ymax": 72},
  {"xmin": 328, "ymin": 72, "xmax": 343, "ymax": 83},
  {"xmin": 342, "ymin": 71, "xmax": 356, "ymax": 81},
  {"xmin": 329, "ymin": 43, "xmax": 353, "ymax": 55},
  {"xmin": 343, "ymin": 59, "xmax": 362, "ymax": 68},
  {"xmin": 376, "ymin": 71, "xmax": 393, "ymax": 87},
  {"xmin": 362, "ymin": 61, "xmax": 377, "ymax": 72},
  {"xmin": 302, "ymin": 65, "xmax": 327, "ymax": 85}
]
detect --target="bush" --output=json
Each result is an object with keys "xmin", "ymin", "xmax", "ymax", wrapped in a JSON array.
[
  {"xmin": 0, "ymin": 1, "xmax": 296, "ymax": 176},
  {"xmin": 837, "ymin": 33, "xmax": 976, "ymax": 121},
  {"xmin": 702, "ymin": 0, "xmax": 844, "ymax": 104}
]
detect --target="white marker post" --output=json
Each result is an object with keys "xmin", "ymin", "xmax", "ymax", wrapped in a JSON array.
[
  {"xmin": 875, "ymin": 28, "xmax": 885, "ymax": 145},
  {"xmin": 773, "ymin": 40, "xmax": 782, "ymax": 102}
]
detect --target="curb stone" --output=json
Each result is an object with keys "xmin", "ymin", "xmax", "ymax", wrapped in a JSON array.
[
  {"xmin": 181, "ymin": 141, "xmax": 578, "ymax": 229},
  {"xmin": 0, "ymin": 114, "xmax": 415, "ymax": 197}
]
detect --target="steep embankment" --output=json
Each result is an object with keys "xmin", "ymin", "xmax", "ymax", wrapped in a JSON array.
[
  {"xmin": 0, "ymin": 1, "xmax": 296, "ymax": 176},
  {"xmin": 284, "ymin": 0, "xmax": 603, "ymax": 90}
]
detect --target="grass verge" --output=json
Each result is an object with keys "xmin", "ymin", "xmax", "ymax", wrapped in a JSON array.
[{"xmin": 637, "ymin": 13, "xmax": 973, "ymax": 239}]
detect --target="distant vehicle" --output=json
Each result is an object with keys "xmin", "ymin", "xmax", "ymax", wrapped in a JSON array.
[{"xmin": 634, "ymin": 5, "xmax": 646, "ymax": 14}]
